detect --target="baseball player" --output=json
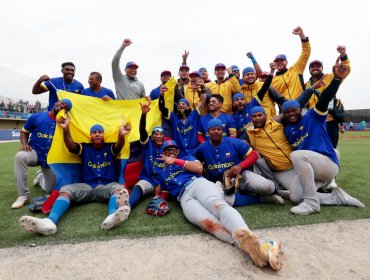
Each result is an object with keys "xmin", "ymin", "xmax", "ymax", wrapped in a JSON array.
[
  {"xmin": 19, "ymin": 119, "xmax": 131, "ymax": 235},
  {"xmin": 198, "ymin": 94, "xmax": 237, "ymax": 143},
  {"xmin": 12, "ymin": 99, "xmax": 73, "ymax": 209},
  {"xmin": 281, "ymin": 60, "xmax": 364, "ymax": 215},
  {"xmin": 128, "ymin": 102, "xmax": 167, "ymax": 209},
  {"xmin": 271, "ymin": 26, "xmax": 311, "ymax": 100},
  {"xmin": 232, "ymin": 62, "xmax": 280, "ymax": 139},
  {"xmin": 158, "ymin": 140, "xmax": 283, "ymax": 270},
  {"xmin": 158, "ymin": 78, "xmax": 207, "ymax": 156},
  {"xmin": 32, "ymin": 62, "xmax": 84, "ymax": 111},
  {"xmin": 196, "ymin": 119, "xmax": 283, "ymax": 203}
]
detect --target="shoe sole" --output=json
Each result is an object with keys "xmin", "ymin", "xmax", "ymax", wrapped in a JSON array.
[
  {"xmin": 235, "ymin": 228, "xmax": 268, "ymax": 268},
  {"xmin": 101, "ymin": 206, "xmax": 130, "ymax": 230},
  {"xmin": 266, "ymin": 241, "xmax": 283, "ymax": 271},
  {"xmin": 117, "ymin": 189, "xmax": 129, "ymax": 208},
  {"xmin": 19, "ymin": 216, "xmax": 56, "ymax": 236}
]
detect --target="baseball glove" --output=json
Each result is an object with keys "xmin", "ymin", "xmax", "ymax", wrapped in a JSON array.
[
  {"xmin": 222, "ymin": 169, "xmax": 242, "ymax": 195},
  {"xmin": 146, "ymin": 195, "xmax": 170, "ymax": 217}
]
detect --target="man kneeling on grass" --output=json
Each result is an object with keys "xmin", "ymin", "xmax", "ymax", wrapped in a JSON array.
[
  {"xmin": 19, "ymin": 116, "xmax": 131, "ymax": 236},
  {"xmin": 158, "ymin": 140, "xmax": 283, "ymax": 270}
]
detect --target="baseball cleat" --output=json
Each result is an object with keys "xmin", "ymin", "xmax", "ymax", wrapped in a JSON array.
[
  {"xmin": 116, "ymin": 189, "xmax": 129, "ymax": 208},
  {"xmin": 32, "ymin": 170, "xmax": 43, "ymax": 187},
  {"xmin": 235, "ymin": 228, "xmax": 283, "ymax": 270},
  {"xmin": 101, "ymin": 206, "xmax": 130, "ymax": 230},
  {"xmin": 11, "ymin": 195, "xmax": 29, "ymax": 209},
  {"xmin": 290, "ymin": 201, "xmax": 320, "ymax": 215},
  {"xmin": 19, "ymin": 216, "xmax": 57, "ymax": 236},
  {"xmin": 332, "ymin": 187, "xmax": 365, "ymax": 208}
]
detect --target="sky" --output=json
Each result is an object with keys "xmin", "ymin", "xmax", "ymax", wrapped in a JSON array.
[{"xmin": 1, "ymin": 0, "xmax": 369, "ymax": 109}]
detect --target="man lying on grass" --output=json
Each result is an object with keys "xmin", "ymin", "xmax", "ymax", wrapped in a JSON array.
[
  {"xmin": 19, "ymin": 116, "xmax": 131, "ymax": 235},
  {"xmin": 157, "ymin": 140, "xmax": 283, "ymax": 270}
]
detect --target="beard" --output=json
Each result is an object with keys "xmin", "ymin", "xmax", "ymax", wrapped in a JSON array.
[{"xmin": 177, "ymin": 109, "xmax": 191, "ymax": 119}]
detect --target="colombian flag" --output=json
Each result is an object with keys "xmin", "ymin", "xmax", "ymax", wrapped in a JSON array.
[{"xmin": 43, "ymin": 77, "xmax": 177, "ymax": 212}]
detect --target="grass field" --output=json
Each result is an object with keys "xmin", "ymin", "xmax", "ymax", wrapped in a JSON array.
[{"xmin": 1, "ymin": 131, "xmax": 370, "ymax": 248}]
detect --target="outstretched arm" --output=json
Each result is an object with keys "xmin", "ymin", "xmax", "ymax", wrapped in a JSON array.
[
  {"xmin": 257, "ymin": 62, "xmax": 276, "ymax": 101},
  {"xmin": 316, "ymin": 62, "xmax": 347, "ymax": 112},
  {"xmin": 112, "ymin": 38, "xmax": 132, "ymax": 82},
  {"xmin": 113, "ymin": 123, "xmax": 131, "ymax": 152},
  {"xmin": 32, "ymin": 75, "xmax": 49, "ymax": 94},
  {"xmin": 139, "ymin": 102, "xmax": 151, "ymax": 143},
  {"xmin": 58, "ymin": 114, "xmax": 78, "ymax": 153},
  {"xmin": 247, "ymin": 52, "xmax": 262, "ymax": 77},
  {"xmin": 158, "ymin": 85, "xmax": 169, "ymax": 117}
]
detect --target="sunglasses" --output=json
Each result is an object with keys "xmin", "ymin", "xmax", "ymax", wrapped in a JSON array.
[{"xmin": 152, "ymin": 127, "xmax": 164, "ymax": 133}]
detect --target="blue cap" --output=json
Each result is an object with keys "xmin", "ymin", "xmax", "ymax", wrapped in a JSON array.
[
  {"xmin": 214, "ymin": 63, "xmax": 226, "ymax": 70},
  {"xmin": 250, "ymin": 106, "xmax": 266, "ymax": 115},
  {"xmin": 231, "ymin": 65, "xmax": 240, "ymax": 72},
  {"xmin": 242, "ymin": 67, "xmax": 255, "ymax": 76},
  {"xmin": 178, "ymin": 98, "xmax": 190, "ymax": 106},
  {"xmin": 232, "ymin": 93, "xmax": 245, "ymax": 102},
  {"xmin": 125, "ymin": 61, "xmax": 139, "ymax": 69},
  {"xmin": 274, "ymin": 54, "xmax": 287, "ymax": 62},
  {"xmin": 207, "ymin": 119, "xmax": 223, "ymax": 130},
  {"xmin": 161, "ymin": 140, "xmax": 178, "ymax": 153},
  {"xmin": 199, "ymin": 67, "xmax": 208, "ymax": 72},
  {"xmin": 309, "ymin": 60, "xmax": 323, "ymax": 68},
  {"xmin": 59, "ymin": 99, "xmax": 72, "ymax": 111},
  {"xmin": 282, "ymin": 100, "xmax": 300, "ymax": 112},
  {"xmin": 189, "ymin": 71, "xmax": 201, "ymax": 78},
  {"xmin": 90, "ymin": 124, "xmax": 104, "ymax": 134},
  {"xmin": 152, "ymin": 126, "xmax": 164, "ymax": 134}
]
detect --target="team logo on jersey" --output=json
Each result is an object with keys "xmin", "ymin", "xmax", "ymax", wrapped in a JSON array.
[{"xmin": 225, "ymin": 152, "xmax": 231, "ymax": 158}]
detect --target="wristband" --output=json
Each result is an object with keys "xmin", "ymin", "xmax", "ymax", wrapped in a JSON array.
[
  {"xmin": 174, "ymin": 159, "xmax": 187, "ymax": 167},
  {"xmin": 248, "ymin": 54, "xmax": 257, "ymax": 65}
]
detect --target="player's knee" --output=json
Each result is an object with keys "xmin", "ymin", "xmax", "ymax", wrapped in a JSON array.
[{"xmin": 14, "ymin": 151, "xmax": 27, "ymax": 165}]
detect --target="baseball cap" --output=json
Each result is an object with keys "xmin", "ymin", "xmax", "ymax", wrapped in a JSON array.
[
  {"xmin": 90, "ymin": 124, "xmax": 104, "ymax": 134},
  {"xmin": 214, "ymin": 63, "xmax": 226, "ymax": 70},
  {"xmin": 231, "ymin": 65, "xmax": 240, "ymax": 72},
  {"xmin": 250, "ymin": 106, "xmax": 266, "ymax": 115},
  {"xmin": 59, "ymin": 99, "xmax": 72, "ymax": 111},
  {"xmin": 274, "ymin": 54, "xmax": 287, "ymax": 62},
  {"xmin": 207, "ymin": 118, "xmax": 223, "ymax": 130},
  {"xmin": 161, "ymin": 140, "xmax": 178, "ymax": 153},
  {"xmin": 242, "ymin": 67, "xmax": 255, "ymax": 76},
  {"xmin": 309, "ymin": 60, "xmax": 323, "ymax": 68},
  {"xmin": 232, "ymin": 93, "xmax": 245, "ymax": 102},
  {"xmin": 260, "ymin": 71, "xmax": 269, "ymax": 77},
  {"xmin": 189, "ymin": 71, "xmax": 201, "ymax": 78},
  {"xmin": 179, "ymin": 65, "xmax": 190, "ymax": 71},
  {"xmin": 125, "ymin": 61, "xmax": 139, "ymax": 69},
  {"xmin": 160, "ymin": 70, "xmax": 171, "ymax": 77},
  {"xmin": 178, "ymin": 98, "xmax": 190, "ymax": 106},
  {"xmin": 152, "ymin": 126, "xmax": 164, "ymax": 134},
  {"xmin": 282, "ymin": 100, "xmax": 300, "ymax": 112},
  {"xmin": 199, "ymin": 67, "xmax": 208, "ymax": 72}
]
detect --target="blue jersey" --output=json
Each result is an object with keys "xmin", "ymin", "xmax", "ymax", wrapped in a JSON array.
[
  {"xmin": 195, "ymin": 137, "xmax": 252, "ymax": 182},
  {"xmin": 159, "ymin": 156, "xmax": 201, "ymax": 198},
  {"xmin": 284, "ymin": 108, "xmax": 339, "ymax": 165},
  {"xmin": 42, "ymin": 77, "xmax": 84, "ymax": 111},
  {"xmin": 150, "ymin": 86, "xmax": 161, "ymax": 100},
  {"xmin": 167, "ymin": 109, "xmax": 201, "ymax": 156},
  {"xmin": 198, "ymin": 113, "xmax": 236, "ymax": 141},
  {"xmin": 78, "ymin": 143, "xmax": 118, "ymax": 188},
  {"xmin": 139, "ymin": 139, "xmax": 165, "ymax": 186},
  {"xmin": 22, "ymin": 112, "xmax": 56, "ymax": 167},
  {"xmin": 81, "ymin": 87, "xmax": 116, "ymax": 99},
  {"xmin": 232, "ymin": 98, "xmax": 260, "ymax": 137}
]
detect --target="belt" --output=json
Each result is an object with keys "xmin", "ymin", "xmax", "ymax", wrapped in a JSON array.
[{"xmin": 177, "ymin": 176, "xmax": 198, "ymax": 201}]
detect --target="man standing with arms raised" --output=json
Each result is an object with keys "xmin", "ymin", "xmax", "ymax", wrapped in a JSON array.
[{"xmin": 112, "ymin": 38, "xmax": 146, "ymax": 100}]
